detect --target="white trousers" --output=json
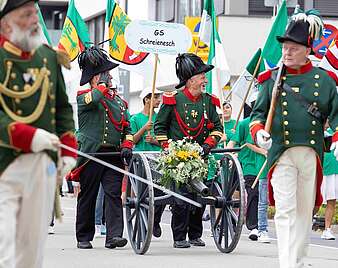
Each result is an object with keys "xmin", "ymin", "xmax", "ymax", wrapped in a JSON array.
[
  {"xmin": 271, "ymin": 146, "xmax": 317, "ymax": 268},
  {"xmin": 0, "ymin": 153, "xmax": 56, "ymax": 268}
]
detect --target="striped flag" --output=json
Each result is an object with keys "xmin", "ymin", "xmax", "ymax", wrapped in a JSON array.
[
  {"xmin": 36, "ymin": 4, "xmax": 52, "ymax": 46},
  {"xmin": 198, "ymin": 0, "xmax": 230, "ymax": 98},
  {"xmin": 58, "ymin": 0, "xmax": 90, "ymax": 61}
]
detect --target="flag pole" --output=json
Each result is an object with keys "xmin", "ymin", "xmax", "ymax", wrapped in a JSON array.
[
  {"xmin": 251, "ymin": 159, "xmax": 267, "ymax": 189},
  {"xmin": 232, "ymin": 55, "xmax": 262, "ymax": 131},
  {"xmin": 148, "ymin": 53, "xmax": 159, "ymax": 123}
]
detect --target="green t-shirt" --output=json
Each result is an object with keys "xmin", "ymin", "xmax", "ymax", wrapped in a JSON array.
[
  {"xmin": 323, "ymin": 128, "xmax": 338, "ymax": 176},
  {"xmin": 233, "ymin": 118, "xmax": 257, "ymax": 176},
  {"xmin": 224, "ymin": 119, "xmax": 236, "ymax": 145},
  {"xmin": 130, "ymin": 112, "xmax": 160, "ymax": 152}
]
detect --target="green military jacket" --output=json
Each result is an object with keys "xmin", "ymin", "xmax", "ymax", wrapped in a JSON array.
[
  {"xmin": 251, "ymin": 62, "xmax": 338, "ymax": 171},
  {"xmin": 0, "ymin": 37, "xmax": 75, "ymax": 172},
  {"xmin": 76, "ymin": 86, "xmax": 133, "ymax": 167},
  {"xmin": 154, "ymin": 88, "xmax": 223, "ymax": 146}
]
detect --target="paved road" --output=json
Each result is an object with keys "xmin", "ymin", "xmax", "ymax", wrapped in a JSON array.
[{"xmin": 44, "ymin": 197, "xmax": 338, "ymax": 268}]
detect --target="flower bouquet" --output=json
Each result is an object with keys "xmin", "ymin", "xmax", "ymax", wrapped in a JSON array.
[{"xmin": 157, "ymin": 138, "xmax": 209, "ymax": 196}]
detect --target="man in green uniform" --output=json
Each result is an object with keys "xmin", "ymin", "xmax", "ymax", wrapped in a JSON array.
[
  {"xmin": 70, "ymin": 45, "xmax": 133, "ymax": 250},
  {"xmin": 0, "ymin": 1, "xmax": 77, "ymax": 266},
  {"xmin": 250, "ymin": 12, "xmax": 338, "ymax": 268},
  {"xmin": 154, "ymin": 53, "xmax": 223, "ymax": 248}
]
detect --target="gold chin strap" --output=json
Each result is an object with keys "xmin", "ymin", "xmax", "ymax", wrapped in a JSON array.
[{"xmin": 0, "ymin": 67, "xmax": 50, "ymax": 124}]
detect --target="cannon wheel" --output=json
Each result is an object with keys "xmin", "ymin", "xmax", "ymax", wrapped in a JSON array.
[
  {"xmin": 210, "ymin": 153, "xmax": 245, "ymax": 253},
  {"xmin": 125, "ymin": 153, "xmax": 154, "ymax": 254}
]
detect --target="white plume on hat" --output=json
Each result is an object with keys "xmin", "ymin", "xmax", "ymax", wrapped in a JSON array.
[
  {"xmin": 292, "ymin": 9, "xmax": 324, "ymax": 40},
  {"xmin": 139, "ymin": 86, "xmax": 161, "ymax": 100},
  {"xmin": 0, "ymin": 0, "xmax": 8, "ymax": 11}
]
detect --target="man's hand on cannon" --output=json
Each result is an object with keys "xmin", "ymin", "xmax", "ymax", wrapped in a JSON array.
[
  {"xmin": 201, "ymin": 144, "xmax": 211, "ymax": 158},
  {"xmin": 256, "ymin": 129, "xmax": 272, "ymax": 151},
  {"xmin": 121, "ymin": 147, "xmax": 133, "ymax": 166}
]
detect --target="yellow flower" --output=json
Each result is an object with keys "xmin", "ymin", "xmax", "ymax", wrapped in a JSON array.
[{"xmin": 176, "ymin": 150, "xmax": 190, "ymax": 161}]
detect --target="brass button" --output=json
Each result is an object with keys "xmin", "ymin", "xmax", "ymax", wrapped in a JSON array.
[
  {"xmin": 50, "ymin": 108, "xmax": 56, "ymax": 114},
  {"xmin": 310, "ymin": 140, "xmax": 315, "ymax": 145},
  {"xmin": 105, "ymin": 120, "xmax": 109, "ymax": 124},
  {"xmin": 16, "ymin": 110, "xmax": 22, "ymax": 115},
  {"xmin": 314, "ymin": 92, "xmax": 319, "ymax": 96},
  {"xmin": 15, "ymin": 98, "xmax": 21, "ymax": 104},
  {"xmin": 311, "ymin": 130, "xmax": 316, "ymax": 135},
  {"xmin": 283, "ymin": 121, "xmax": 288, "ymax": 126},
  {"xmin": 186, "ymin": 117, "xmax": 189, "ymax": 120},
  {"xmin": 315, "ymin": 82, "xmax": 319, "ymax": 88},
  {"xmin": 105, "ymin": 127, "xmax": 108, "ymax": 130},
  {"xmin": 282, "ymin": 76, "xmax": 286, "ymax": 81},
  {"xmin": 50, "ymin": 82, "xmax": 54, "ymax": 87},
  {"xmin": 13, "ymin": 85, "xmax": 19, "ymax": 91},
  {"xmin": 104, "ymin": 133, "xmax": 107, "ymax": 137},
  {"xmin": 103, "ymin": 140, "xmax": 107, "ymax": 144},
  {"xmin": 282, "ymin": 92, "xmax": 286, "ymax": 96},
  {"xmin": 314, "ymin": 74, "xmax": 320, "ymax": 79},
  {"xmin": 47, "ymin": 70, "xmax": 51, "ymax": 76},
  {"xmin": 11, "ymin": 73, "xmax": 16, "ymax": 79},
  {"xmin": 185, "ymin": 111, "xmax": 188, "ymax": 113},
  {"xmin": 283, "ymin": 111, "xmax": 288, "ymax": 116},
  {"xmin": 43, "ymin": 58, "xmax": 48, "ymax": 64},
  {"xmin": 187, "ymin": 123, "xmax": 190, "ymax": 126},
  {"xmin": 187, "ymin": 130, "xmax": 190, "ymax": 133},
  {"xmin": 49, "ymin": 94, "xmax": 55, "ymax": 100},
  {"xmin": 312, "ymin": 121, "xmax": 316, "ymax": 125},
  {"xmin": 282, "ymin": 101, "xmax": 288, "ymax": 106},
  {"xmin": 313, "ymin": 102, "xmax": 317, "ymax": 106},
  {"xmin": 51, "ymin": 119, "xmax": 56, "ymax": 125},
  {"xmin": 285, "ymin": 131, "xmax": 289, "ymax": 136},
  {"xmin": 285, "ymin": 140, "xmax": 290, "ymax": 145},
  {"xmin": 105, "ymin": 109, "xmax": 108, "ymax": 112}
]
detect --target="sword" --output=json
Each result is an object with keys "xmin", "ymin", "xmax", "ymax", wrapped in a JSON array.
[{"xmin": 59, "ymin": 144, "xmax": 202, "ymax": 208}]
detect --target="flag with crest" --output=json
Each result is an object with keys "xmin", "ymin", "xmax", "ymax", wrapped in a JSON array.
[{"xmin": 58, "ymin": 0, "xmax": 90, "ymax": 61}]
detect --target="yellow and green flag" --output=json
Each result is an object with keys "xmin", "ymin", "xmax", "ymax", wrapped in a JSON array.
[
  {"xmin": 105, "ymin": 0, "xmax": 149, "ymax": 71},
  {"xmin": 58, "ymin": 0, "xmax": 90, "ymax": 61}
]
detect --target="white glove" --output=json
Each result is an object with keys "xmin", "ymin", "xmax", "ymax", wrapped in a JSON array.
[
  {"xmin": 31, "ymin": 129, "xmax": 60, "ymax": 152},
  {"xmin": 256, "ymin": 129, "xmax": 272, "ymax": 150},
  {"xmin": 60, "ymin": 156, "xmax": 76, "ymax": 179},
  {"xmin": 330, "ymin": 141, "xmax": 338, "ymax": 161}
]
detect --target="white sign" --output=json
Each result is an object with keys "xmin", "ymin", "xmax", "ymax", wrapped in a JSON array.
[{"xmin": 125, "ymin": 20, "xmax": 192, "ymax": 55}]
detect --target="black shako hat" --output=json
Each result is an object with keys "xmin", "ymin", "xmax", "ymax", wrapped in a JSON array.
[
  {"xmin": 78, "ymin": 45, "xmax": 119, "ymax": 86},
  {"xmin": 277, "ymin": 10, "xmax": 323, "ymax": 48},
  {"xmin": 0, "ymin": 0, "xmax": 39, "ymax": 19},
  {"xmin": 175, "ymin": 53, "xmax": 214, "ymax": 89}
]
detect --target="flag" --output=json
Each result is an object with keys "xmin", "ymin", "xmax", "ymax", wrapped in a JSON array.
[
  {"xmin": 105, "ymin": 0, "xmax": 152, "ymax": 77},
  {"xmin": 230, "ymin": 0, "xmax": 288, "ymax": 104},
  {"xmin": 259, "ymin": 0, "xmax": 288, "ymax": 71},
  {"xmin": 319, "ymin": 37, "xmax": 338, "ymax": 77},
  {"xmin": 198, "ymin": 0, "xmax": 230, "ymax": 98},
  {"xmin": 58, "ymin": 0, "xmax": 90, "ymax": 61},
  {"xmin": 231, "ymin": 49, "xmax": 262, "ymax": 105},
  {"xmin": 36, "ymin": 4, "xmax": 52, "ymax": 46}
]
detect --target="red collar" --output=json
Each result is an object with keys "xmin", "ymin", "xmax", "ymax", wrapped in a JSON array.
[
  {"xmin": 0, "ymin": 34, "xmax": 33, "ymax": 59},
  {"xmin": 183, "ymin": 87, "xmax": 201, "ymax": 102},
  {"xmin": 285, "ymin": 61, "xmax": 313, "ymax": 75}
]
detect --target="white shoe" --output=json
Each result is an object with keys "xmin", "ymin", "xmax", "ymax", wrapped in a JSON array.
[
  {"xmin": 94, "ymin": 225, "xmax": 101, "ymax": 238},
  {"xmin": 48, "ymin": 226, "xmax": 55, "ymax": 234},
  {"xmin": 258, "ymin": 231, "xmax": 271, "ymax": 243},
  {"xmin": 248, "ymin": 228, "xmax": 258, "ymax": 241},
  {"xmin": 321, "ymin": 228, "xmax": 336, "ymax": 240}
]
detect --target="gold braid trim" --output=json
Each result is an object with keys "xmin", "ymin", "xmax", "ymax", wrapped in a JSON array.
[
  {"xmin": 2, "ymin": 61, "xmax": 13, "ymax": 86},
  {"xmin": 210, "ymin": 131, "xmax": 223, "ymax": 138},
  {"xmin": 0, "ymin": 67, "xmax": 48, "ymax": 99},
  {"xmin": 0, "ymin": 74, "xmax": 49, "ymax": 124}
]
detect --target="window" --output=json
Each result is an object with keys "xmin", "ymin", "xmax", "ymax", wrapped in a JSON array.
[
  {"xmin": 314, "ymin": 0, "xmax": 338, "ymax": 18},
  {"xmin": 156, "ymin": 0, "xmax": 175, "ymax": 22},
  {"xmin": 249, "ymin": 0, "xmax": 304, "ymax": 16},
  {"xmin": 86, "ymin": 14, "xmax": 105, "ymax": 45}
]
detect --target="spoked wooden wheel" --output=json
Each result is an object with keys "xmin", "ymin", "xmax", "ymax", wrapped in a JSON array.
[
  {"xmin": 210, "ymin": 153, "xmax": 245, "ymax": 253},
  {"xmin": 125, "ymin": 153, "xmax": 154, "ymax": 254}
]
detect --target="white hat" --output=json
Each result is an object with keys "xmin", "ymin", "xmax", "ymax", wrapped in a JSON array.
[{"xmin": 139, "ymin": 87, "xmax": 162, "ymax": 100}]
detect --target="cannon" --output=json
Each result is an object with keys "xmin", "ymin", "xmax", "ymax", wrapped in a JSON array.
[{"xmin": 124, "ymin": 148, "xmax": 245, "ymax": 255}]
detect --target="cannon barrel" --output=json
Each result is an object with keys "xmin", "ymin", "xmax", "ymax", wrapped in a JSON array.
[{"xmin": 190, "ymin": 179, "xmax": 210, "ymax": 197}]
